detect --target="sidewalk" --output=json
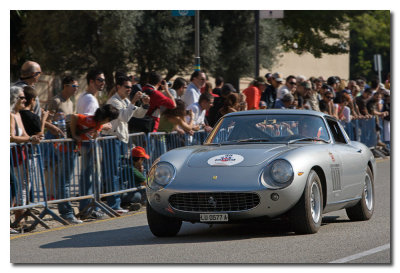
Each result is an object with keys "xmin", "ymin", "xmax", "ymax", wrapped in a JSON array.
[{"xmin": 10, "ymin": 201, "xmax": 146, "ymax": 236}]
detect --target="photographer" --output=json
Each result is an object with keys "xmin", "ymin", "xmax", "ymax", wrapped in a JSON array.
[
  {"xmin": 102, "ymin": 75, "xmax": 150, "ymax": 213},
  {"xmin": 141, "ymin": 71, "xmax": 176, "ymax": 132}
]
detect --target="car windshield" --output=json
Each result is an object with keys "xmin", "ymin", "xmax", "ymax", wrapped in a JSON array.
[{"xmin": 205, "ymin": 114, "xmax": 330, "ymax": 144}]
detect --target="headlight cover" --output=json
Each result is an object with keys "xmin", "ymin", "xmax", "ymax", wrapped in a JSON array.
[
  {"xmin": 147, "ymin": 161, "xmax": 176, "ymax": 190},
  {"xmin": 261, "ymin": 159, "xmax": 294, "ymax": 189}
]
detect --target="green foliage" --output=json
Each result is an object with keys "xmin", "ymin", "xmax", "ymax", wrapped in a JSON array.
[
  {"xmin": 11, "ymin": 10, "xmax": 389, "ymax": 91},
  {"xmin": 349, "ymin": 11, "xmax": 390, "ymax": 81}
]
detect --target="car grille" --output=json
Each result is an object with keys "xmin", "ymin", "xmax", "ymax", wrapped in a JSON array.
[{"xmin": 169, "ymin": 192, "xmax": 260, "ymax": 212}]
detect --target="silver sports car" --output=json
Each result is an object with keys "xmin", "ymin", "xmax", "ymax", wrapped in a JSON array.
[{"xmin": 146, "ymin": 109, "xmax": 376, "ymax": 236}]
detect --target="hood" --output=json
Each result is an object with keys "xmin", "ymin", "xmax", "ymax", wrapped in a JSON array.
[{"xmin": 186, "ymin": 144, "xmax": 296, "ymax": 168}]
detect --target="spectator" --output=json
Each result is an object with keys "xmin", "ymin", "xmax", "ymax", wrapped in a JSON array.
[
  {"xmin": 242, "ymin": 76, "xmax": 265, "ymax": 110},
  {"xmin": 264, "ymin": 73, "xmax": 273, "ymax": 86},
  {"xmin": 319, "ymin": 89, "xmax": 335, "ymax": 116},
  {"xmin": 219, "ymin": 93, "xmax": 238, "ymax": 116},
  {"xmin": 76, "ymin": 69, "xmax": 105, "ymax": 115},
  {"xmin": 45, "ymin": 76, "xmax": 82, "ymax": 224},
  {"xmin": 169, "ymin": 77, "xmax": 188, "ymax": 99},
  {"xmin": 142, "ymin": 71, "xmax": 176, "ymax": 132},
  {"xmin": 121, "ymin": 146, "xmax": 150, "ymax": 211},
  {"xmin": 327, "ymin": 76, "xmax": 340, "ymax": 101},
  {"xmin": 355, "ymin": 88, "xmax": 373, "ymax": 118},
  {"xmin": 208, "ymin": 83, "xmax": 236, "ymax": 127},
  {"xmin": 70, "ymin": 104, "xmax": 120, "ymax": 220},
  {"xmin": 381, "ymin": 91, "xmax": 390, "ymax": 149},
  {"xmin": 261, "ymin": 72, "xmax": 283, "ymax": 109},
  {"xmin": 274, "ymin": 93, "xmax": 295, "ymax": 109},
  {"xmin": 20, "ymin": 86, "xmax": 49, "ymax": 137},
  {"xmin": 102, "ymin": 75, "xmax": 150, "ymax": 214},
  {"xmin": 277, "ymin": 75, "xmax": 296, "ymax": 100},
  {"xmin": 236, "ymin": 92, "xmax": 247, "ymax": 111},
  {"xmin": 312, "ymin": 77, "xmax": 323, "ymax": 100},
  {"xmin": 296, "ymin": 75, "xmax": 306, "ymax": 90},
  {"xmin": 334, "ymin": 95, "xmax": 352, "ymax": 123},
  {"xmin": 299, "ymin": 81, "xmax": 320, "ymax": 111},
  {"xmin": 13, "ymin": 61, "xmax": 42, "ymax": 117},
  {"xmin": 10, "ymin": 86, "xmax": 42, "ymax": 232},
  {"xmin": 212, "ymin": 76, "xmax": 224, "ymax": 96},
  {"xmin": 158, "ymin": 99, "xmax": 199, "ymax": 135},
  {"xmin": 366, "ymin": 91, "xmax": 388, "ymax": 147},
  {"xmin": 13, "ymin": 61, "xmax": 62, "ymax": 137},
  {"xmin": 186, "ymin": 92, "xmax": 214, "ymax": 133},
  {"xmin": 182, "ymin": 70, "xmax": 207, "ymax": 107}
]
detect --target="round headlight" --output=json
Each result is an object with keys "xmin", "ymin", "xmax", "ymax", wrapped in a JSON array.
[
  {"xmin": 270, "ymin": 159, "xmax": 293, "ymax": 184},
  {"xmin": 148, "ymin": 162, "xmax": 175, "ymax": 190}
]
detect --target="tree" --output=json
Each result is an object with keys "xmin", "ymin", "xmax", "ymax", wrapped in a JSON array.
[
  {"xmin": 349, "ymin": 11, "xmax": 390, "ymax": 81},
  {"xmin": 20, "ymin": 10, "xmax": 143, "ymax": 91},
  {"xmin": 130, "ymin": 11, "xmax": 222, "ymax": 83},
  {"xmin": 201, "ymin": 11, "xmax": 283, "ymax": 89}
]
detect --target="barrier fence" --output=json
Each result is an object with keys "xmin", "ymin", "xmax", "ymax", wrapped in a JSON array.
[{"xmin": 10, "ymin": 117, "xmax": 387, "ymax": 231}]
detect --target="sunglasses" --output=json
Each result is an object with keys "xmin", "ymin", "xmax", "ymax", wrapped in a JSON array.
[
  {"xmin": 326, "ymin": 96, "xmax": 333, "ymax": 100},
  {"xmin": 33, "ymin": 71, "xmax": 41, "ymax": 77},
  {"xmin": 124, "ymin": 85, "xmax": 132, "ymax": 89},
  {"xmin": 288, "ymin": 82, "xmax": 296, "ymax": 85},
  {"xmin": 67, "ymin": 84, "xmax": 79, "ymax": 88},
  {"xmin": 19, "ymin": 96, "xmax": 26, "ymax": 100},
  {"xmin": 96, "ymin": 78, "xmax": 105, "ymax": 83}
]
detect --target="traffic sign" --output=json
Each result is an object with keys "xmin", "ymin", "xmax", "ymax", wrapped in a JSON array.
[{"xmin": 172, "ymin": 10, "xmax": 195, "ymax": 16}]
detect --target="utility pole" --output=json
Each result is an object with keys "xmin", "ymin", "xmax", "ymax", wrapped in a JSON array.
[
  {"xmin": 255, "ymin": 11, "xmax": 260, "ymax": 78},
  {"xmin": 195, "ymin": 10, "xmax": 201, "ymax": 71}
]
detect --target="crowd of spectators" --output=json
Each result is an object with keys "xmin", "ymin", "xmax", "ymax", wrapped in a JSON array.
[{"xmin": 10, "ymin": 60, "xmax": 391, "ymax": 233}]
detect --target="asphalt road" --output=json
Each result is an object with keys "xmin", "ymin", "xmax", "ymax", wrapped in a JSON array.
[{"xmin": 10, "ymin": 159, "xmax": 391, "ymax": 264}]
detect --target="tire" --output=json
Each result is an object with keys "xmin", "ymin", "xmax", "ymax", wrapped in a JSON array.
[
  {"xmin": 146, "ymin": 204, "xmax": 182, "ymax": 237},
  {"xmin": 289, "ymin": 170, "xmax": 323, "ymax": 234},
  {"xmin": 346, "ymin": 167, "xmax": 374, "ymax": 221}
]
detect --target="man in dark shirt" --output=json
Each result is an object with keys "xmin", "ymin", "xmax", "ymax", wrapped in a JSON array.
[
  {"xmin": 261, "ymin": 72, "xmax": 283, "ymax": 109},
  {"xmin": 355, "ymin": 88, "xmax": 373, "ymax": 117}
]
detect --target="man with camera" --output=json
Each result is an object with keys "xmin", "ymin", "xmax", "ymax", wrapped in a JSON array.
[
  {"xmin": 141, "ymin": 71, "xmax": 176, "ymax": 132},
  {"xmin": 102, "ymin": 75, "xmax": 150, "ymax": 213}
]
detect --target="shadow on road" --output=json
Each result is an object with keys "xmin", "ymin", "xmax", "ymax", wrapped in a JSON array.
[{"xmin": 39, "ymin": 215, "xmax": 346, "ymax": 249}]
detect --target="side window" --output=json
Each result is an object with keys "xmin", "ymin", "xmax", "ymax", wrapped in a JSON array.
[{"xmin": 326, "ymin": 119, "xmax": 347, "ymax": 144}]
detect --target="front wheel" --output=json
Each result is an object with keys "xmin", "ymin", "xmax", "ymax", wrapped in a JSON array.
[
  {"xmin": 146, "ymin": 204, "xmax": 182, "ymax": 237},
  {"xmin": 289, "ymin": 170, "xmax": 323, "ymax": 234},
  {"xmin": 346, "ymin": 167, "xmax": 374, "ymax": 221}
]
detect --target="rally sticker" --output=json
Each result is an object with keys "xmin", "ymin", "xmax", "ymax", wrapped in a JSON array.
[{"xmin": 207, "ymin": 154, "xmax": 244, "ymax": 166}]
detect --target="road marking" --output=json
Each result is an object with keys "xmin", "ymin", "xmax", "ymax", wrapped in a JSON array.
[
  {"xmin": 329, "ymin": 244, "xmax": 390, "ymax": 263},
  {"xmin": 10, "ymin": 211, "xmax": 146, "ymax": 240}
]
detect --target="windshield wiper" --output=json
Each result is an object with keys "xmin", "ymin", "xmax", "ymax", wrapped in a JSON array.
[
  {"xmin": 220, "ymin": 138, "xmax": 271, "ymax": 145},
  {"xmin": 288, "ymin": 137, "xmax": 330, "ymax": 144},
  {"xmin": 237, "ymin": 138, "xmax": 271, "ymax": 143}
]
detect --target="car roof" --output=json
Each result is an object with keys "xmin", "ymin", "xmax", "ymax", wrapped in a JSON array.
[{"xmin": 225, "ymin": 109, "xmax": 331, "ymax": 119}]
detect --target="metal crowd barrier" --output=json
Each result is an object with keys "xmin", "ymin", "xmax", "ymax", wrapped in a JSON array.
[
  {"xmin": 339, "ymin": 117, "xmax": 379, "ymax": 148},
  {"xmin": 11, "ymin": 120, "xmax": 386, "ymax": 230}
]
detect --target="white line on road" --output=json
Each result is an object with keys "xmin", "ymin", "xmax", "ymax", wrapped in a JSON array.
[{"xmin": 329, "ymin": 244, "xmax": 390, "ymax": 263}]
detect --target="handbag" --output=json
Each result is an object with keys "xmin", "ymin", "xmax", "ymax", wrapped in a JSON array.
[{"xmin": 128, "ymin": 116, "xmax": 155, "ymax": 134}]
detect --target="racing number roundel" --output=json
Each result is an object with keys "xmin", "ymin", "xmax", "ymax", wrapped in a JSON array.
[{"xmin": 207, "ymin": 154, "xmax": 244, "ymax": 166}]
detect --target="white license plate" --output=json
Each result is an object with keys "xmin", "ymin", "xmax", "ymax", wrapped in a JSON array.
[{"xmin": 200, "ymin": 213, "xmax": 229, "ymax": 222}]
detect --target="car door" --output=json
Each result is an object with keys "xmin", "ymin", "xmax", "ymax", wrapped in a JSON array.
[{"xmin": 326, "ymin": 118, "xmax": 365, "ymax": 201}]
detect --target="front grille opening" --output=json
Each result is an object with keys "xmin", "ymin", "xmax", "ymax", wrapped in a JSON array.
[{"xmin": 169, "ymin": 192, "xmax": 260, "ymax": 212}]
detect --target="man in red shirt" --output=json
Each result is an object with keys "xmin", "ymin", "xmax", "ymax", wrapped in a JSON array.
[
  {"xmin": 242, "ymin": 76, "xmax": 266, "ymax": 110},
  {"xmin": 142, "ymin": 71, "xmax": 176, "ymax": 132}
]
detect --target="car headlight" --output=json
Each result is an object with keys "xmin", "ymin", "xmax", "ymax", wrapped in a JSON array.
[
  {"xmin": 261, "ymin": 159, "xmax": 294, "ymax": 189},
  {"xmin": 147, "ymin": 161, "xmax": 176, "ymax": 190}
]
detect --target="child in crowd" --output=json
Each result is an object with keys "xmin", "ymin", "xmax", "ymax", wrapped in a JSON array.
[{"xmin": 121, "ymin": 146, "xmax": 149, "ymax": 211}]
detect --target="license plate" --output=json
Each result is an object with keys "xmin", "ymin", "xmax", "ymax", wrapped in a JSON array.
[{"xmin": 200, "ymin": 213, "xmax": 228, "ymax": 222}]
